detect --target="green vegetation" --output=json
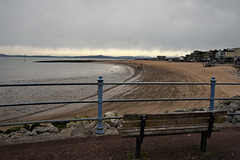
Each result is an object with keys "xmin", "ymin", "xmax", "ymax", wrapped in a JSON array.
[
  {"xmin": 23, "ymin": 124, "xmax": 30, "ymax": 130},
  {"xmin": 73, "ymin": 115, "xmax": 91, "ymax": 124},
  {"xmin": 29, "ymin": 123, "xmax": 41, "ymax": 131},
  {"xmin": 5, "ymin": 125, "xmax": 23, "ymax": 134},
  {"xmin": 51, "ymin": 115, "xmax": 90, "ymax": 130},
  {"xmin": 51, "ymin": 121, "xmax": 68, "ymax": 130},
  {"xmin": 127, "ymin": 151, "xmax": 149, "ymax": 160},
  {"xmin": 205, "ymin": 149, "xmax": 214, "ymax": 157},
  {"xmin": 74, "ymin": 115, "xmax": 89, "ymax": 119}
]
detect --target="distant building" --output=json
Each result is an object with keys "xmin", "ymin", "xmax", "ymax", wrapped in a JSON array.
[
  {"xmin": 188, "ymin": 50, "xmax": 217, "ymax": 62},
  {"xmin": 165, "ymin": 57, "xmax": 180, "ymax": 61},
  {"xmin": 184, "ymin": 54, "xmax": 190, "ymax": 61},
  {"xmin": 225, "ymin": 48, "xmax": 240, "ymax": 62},
  {"xmin": 189, "ymin": 50, "xmax": 205, "ymax": 61},
  {"xmin": 179, "ymin": 56, "xmax": 184, "ymax": 61},
  {"xmin": 182, "ymin": 47, "xmax": 240, "ymax": 63},
  {"xmin": 157, "ymin": 56, "xmax": 166, "ymax": 61},
  {"xmin": 215, "ymin": 51, "xmax": 226, "ymax": 62}
]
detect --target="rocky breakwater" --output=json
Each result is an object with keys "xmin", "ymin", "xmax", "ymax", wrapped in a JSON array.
[
  {"xmin": 0, "ymin": 111, "xmax": 122, "ymax": 146},
  {"xmin": 1, "ymin": 97, "xmax": 239, "ymax": 146},
  {"xmin": 215, "ymin": 96, "xmax": 240, "ymax": 125},
  {"xmin": 164, "ymin": 96, "xmax": 240, "ymax": 126}
]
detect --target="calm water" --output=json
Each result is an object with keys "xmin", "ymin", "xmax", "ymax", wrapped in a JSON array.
[{"xmin": 0, "ymin": 57, "xmax": 127, "ymax": 83}]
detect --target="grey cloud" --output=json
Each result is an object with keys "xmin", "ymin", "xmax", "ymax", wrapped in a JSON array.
[{"xmin": 0, "ymin": 0, "xmax": 240, "ymax": 52}]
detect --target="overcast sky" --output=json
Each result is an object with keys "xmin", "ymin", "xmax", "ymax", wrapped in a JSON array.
[{"xmin": 0, "ymin": 0, "xmax": 240, "ymax": 57}]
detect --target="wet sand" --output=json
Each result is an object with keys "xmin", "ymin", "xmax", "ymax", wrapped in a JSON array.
[
  {"xmin": 1, "ymin": 60, "xmax": 240, "ymax": 123},
  {"xmin": 0, "ymin": 62, "xmax": 136, "ymax": 123}
]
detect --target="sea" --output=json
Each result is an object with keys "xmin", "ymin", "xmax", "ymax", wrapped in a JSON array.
[
  {"xmin": 0, "ymin": 57, "xmax": 135, "ymax": 121},
  {"xmin": 0, "ymin": 57, "xmax": 133, "ymax": 83}
]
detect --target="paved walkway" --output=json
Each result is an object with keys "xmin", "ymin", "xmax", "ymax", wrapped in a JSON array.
[{"xmin": 0, "ymin": 127, "xmax": 239, "ymax": 160}]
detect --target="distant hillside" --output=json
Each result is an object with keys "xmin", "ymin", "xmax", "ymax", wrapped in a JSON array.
[{"xmin": 0, "ymin": 54, "xmax": 155, "ymax": 60}]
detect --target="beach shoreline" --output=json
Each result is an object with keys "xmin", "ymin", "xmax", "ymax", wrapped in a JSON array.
[
  {"xmin": 0, "ymin": 62, "xmax": 138, "ymax": 123},
  {"xmin": 1, "ymin": 60, "xmax": 240, "ymax": 124}
]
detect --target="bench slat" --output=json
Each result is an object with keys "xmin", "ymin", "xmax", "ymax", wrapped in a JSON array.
[
  {"xmin": 122, "ymin": 116, "xmax": 226, "ymax": 129},
  {"xmin": 123, "ymin": 111, "xmax": 227, "ymax": 121},
  {"xmin": 119, "ymin": 110, "xmax": 227, "ymax": 138},
  {"xmin": 119, "ymin": 126, "xmax": 220, "ymax": 137}
]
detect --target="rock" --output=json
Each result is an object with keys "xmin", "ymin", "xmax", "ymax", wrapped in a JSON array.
[
  {"xmin": 186, "ymin": 107, "xmax": 207, "ymax": 112},
  {"xmin": 29, "ymin": 123, "xmax": 41, "ymax": 131},
  {"xmin": 33, "ymin": 124, "xmax": 60, "ymax": 134},
  {"xmin": 37, "ymin": 128, "xmax": 47, "ymax": 134},
  {"xmin": 29, "ymin": 130, "xmax": 37, "ymax": 136},
  {"xmin": 10, "ymin": 133, "xmax": 23, "ymax": 139},
  {"xmin": 83, "ymin": 122, "xmax": 97, "ymax": 129},
  {"xmin": 67, "ymin": 121, "xmax": 96, "ymax": 129},
  {"xmin": 104, "ymin": 111, "xmax": 118, "ymax": 117},
  {"xmin": 235, "ymin": 115, "xmax": 240, "ymax": 123},
  {"xmin": 40, "ymin": 133, "xmax": 51, "ymax": 136},
  {"xmin": 34, "ymin": 127, "xmax": 47, "ymax": 134},
  {"xmin": 72, "ymin": 115, "xmax": 91, "ymax": 127},
  {"xmin": 214, "ymin": 96, "xmax": 240, "ymax": 124},
  {"xmin": 104, "ymin": 122, "xmax": 113, "ymax": 129},
  {"xmin": 62, "ymin": 121, "xmax": 96, "ymax": 138},
  {"xmin": 223, "ymin": 101, "xmax": 232, "ymax": 105},
  {"xmin": 19, "ymin": 128, "xmax": 28, "ymax": 134},
  {"xmin": 23, "ymin": 131, "xmax": 31, "ymax": 136},
  {"xmin": 67, "ymin": 122, "xmax": 80, "ymax": 128},
  {"xmin": 186, "ymin": 108, "xmax": 198, "ymax": 112},
  {"xmin": 173, "ymin": 108, "xmax": 186, "ymax": 112},
  {"xmin": 47, "ymin": 124, "xmax": 60, "ymax": 133},
  {"xmin": 70, "ymin": 127, "xmax": 92, "ymax": 137},
  {"xmin": 60, "ymin": 127, "xmax": 75, "ymax": 137},
  {"xmin": 104, "ymin": 111, "xmax": 120, "ymax": 127}
]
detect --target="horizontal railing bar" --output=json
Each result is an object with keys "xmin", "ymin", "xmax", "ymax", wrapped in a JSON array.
[
  {"xmin": 228, "ymin": 113, "xmax": 240, "ymax": 115},
  {"xmin": 103, "ymin": 98, "xmax": 211, "ymax": 102},
  {"xmin": 103, "ymin": 116, "xmax": 123, "ymax": 119},
  {"xmin": 0, "ymin": 116, "xmax": 123, "ymax": 126},
  {"xmin": 1, "ymin": 82, "xmax": 239, "ymax": 87},
  {"xmin": 0, "ymin": 98, "xmax": 211, "ymax": 107},
  {"xmin": 0, "ymin": 118, "xmax": 97, "ymax": 126},
  {"xmin": 1, "ymin": 97, "xmax": 239, "ymax": 107},
  {"xmin": 104, "ymin": 82, "xmax": 211, "ymax": 85},
  {"xmin": 0, "ymin": 82, "xmax": 98, "ymax": 87},
  {"xmin": 0, "ymin": 100, "xmax": 98, "ymax": 107},
  {"xmin": 216, "ymin": 82, "xmax": 240, "ymax": 85},
  {"xmin": 215, "ymin": 98, "xmax": 240, "ymax": 100}
]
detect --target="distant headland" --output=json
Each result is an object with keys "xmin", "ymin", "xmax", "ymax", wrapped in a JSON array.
[{"xmin": 0, "ymin": 54, "xmax": 155, "ymax": 60}]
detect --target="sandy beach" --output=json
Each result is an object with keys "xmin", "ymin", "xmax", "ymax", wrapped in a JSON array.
[
  {"xmin": 76, "ymin": 60, "xmax": 240, "ymax": 118},
  {"xmin": 1, "ymin": 60, "xmax": 240, "ymax": 123}
]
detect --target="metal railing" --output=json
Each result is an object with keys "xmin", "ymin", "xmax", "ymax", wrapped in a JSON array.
[{"xmin": 0, "ymin": 76, "xmax": 240, "ymax": 134}]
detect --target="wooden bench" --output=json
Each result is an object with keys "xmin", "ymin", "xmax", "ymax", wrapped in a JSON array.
[{"xmin": 118, "ymin": 110, "xmax": 227, "ymax": 159}]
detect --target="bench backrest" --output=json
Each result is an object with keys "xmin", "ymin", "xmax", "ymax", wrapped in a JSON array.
[{"xmin": 122, "ymin": 110, "xmax": 227, "ymax": 129}]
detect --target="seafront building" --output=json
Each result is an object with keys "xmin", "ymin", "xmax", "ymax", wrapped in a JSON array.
[
  {"xmin": 183, "ymin": 48, "xmax": 240, "ymax": 62},
  {"xmin": 156, "ymin": 48, "xmax": 240, "ymax": 63}
]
